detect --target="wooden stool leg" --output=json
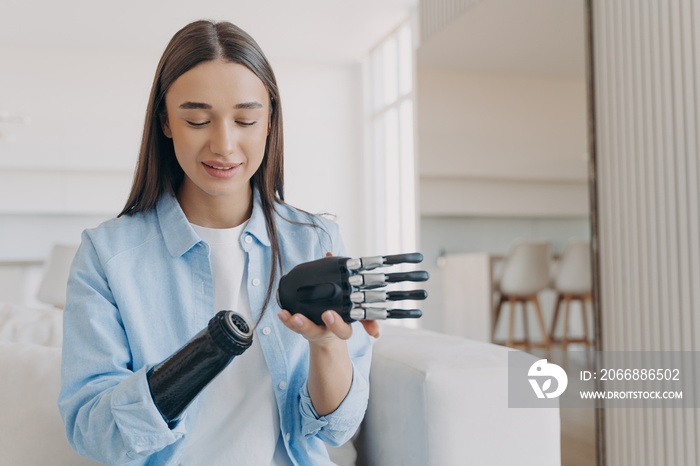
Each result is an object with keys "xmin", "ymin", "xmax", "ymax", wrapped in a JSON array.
[
  {"xmin": 581, "ymin": 294, "xmax": 591, "ymax": 349},
  {"xmin": 493, "ymin": 295, "xmax": 505, "ymax": 342},
  {"xmin": 550, "ymin": 293, "xmax": 563, "ymax": 342},
  {"xmin": 507, "ymin": 296, "xmax": 516, "ymax": 348},
  {"xmin": 562, "ymin": 295, "xmax": 571, "ymax": 352},
  {"xmin": 583, "ymin": 293, "xmax": 593, "ymax": 369},
  {"xmin": 533, "ymin": 296, "xmax": 550, "ymax": 351},
  {"xmin": 522, "ymin": 299, "xmax": 530, "ymax": 351}
]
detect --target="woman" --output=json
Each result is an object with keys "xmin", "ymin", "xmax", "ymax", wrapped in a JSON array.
[{"xmin": 58, "ymin": 20, "xmax": 375, "ymax": 465}]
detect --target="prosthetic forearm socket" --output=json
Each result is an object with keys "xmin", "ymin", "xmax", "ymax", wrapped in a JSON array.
[
  {"xmin": 146, "ymin": 311, "xmax": 253, "ymax": 425},
  {"xmin": 277, "ymin": 252, "xmax": 429, "ymax": 325}
]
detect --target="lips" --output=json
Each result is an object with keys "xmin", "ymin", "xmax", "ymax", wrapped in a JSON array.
[
  {"xmin": 201, "ymin": 161, "xmax": 242, "ymax": 179},
  {"xmin": 202, "ymin": 161, "xmax": 240, "ymax": 170}
]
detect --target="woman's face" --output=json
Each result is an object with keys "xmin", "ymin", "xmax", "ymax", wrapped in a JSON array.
[{"xmin": 163, "ymin": 59, "xmax": 270, "ymax": 204}]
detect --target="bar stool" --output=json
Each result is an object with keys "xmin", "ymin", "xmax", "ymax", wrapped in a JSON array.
[
  {"xmin": 492, "ymin": 241, "xmax": 552, "ymax": 352},
  {"xmin": 549, "ymin": 240, "xmax": 593, "ymax": 352}
]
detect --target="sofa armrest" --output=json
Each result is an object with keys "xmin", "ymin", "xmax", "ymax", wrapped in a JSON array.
[
  {"xmin": 0, "ymin": 342, "xmax": 99, "ymax": 465},
  {"xmin": 355, "ymin": 325, "xmax": 560, "ymax": 466}
]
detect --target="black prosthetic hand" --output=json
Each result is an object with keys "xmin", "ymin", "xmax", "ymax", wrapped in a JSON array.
[
  {"xmin": 277, "ymin": 253, "xmax": 429, "ymax": 325},
  {"xmin": 146, "ymin": 311, "xmax": 253, "ymax": 425}
]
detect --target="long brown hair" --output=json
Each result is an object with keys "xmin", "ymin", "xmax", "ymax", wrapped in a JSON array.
[{"xmin": 120, "ymin": 20, "xmax": 285, "ymax": 319}]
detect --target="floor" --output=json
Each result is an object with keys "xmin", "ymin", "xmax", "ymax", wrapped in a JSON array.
[
  {"xmin": 532, "ymin": 347, "xmax": 598, "ymax": 466},
  {"xmin": 561, "ymin": 406, "xmax": 596, "ymax": 466}
]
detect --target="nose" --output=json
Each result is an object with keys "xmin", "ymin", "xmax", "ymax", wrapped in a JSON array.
[{"xmin": 209, "ymin": 121, "xmax": 236, "ymax": 156}]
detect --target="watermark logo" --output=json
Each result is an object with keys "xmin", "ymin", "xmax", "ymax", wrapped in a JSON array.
[
  {"xmin": 509, "ymin": 351, "xmax": 694, "ymax": 408},
  {"xmin": 528, "ymin": 359, "xmax": 568, "ymax": 399}
]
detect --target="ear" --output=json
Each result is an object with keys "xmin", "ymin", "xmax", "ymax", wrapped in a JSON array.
[{"xmin": 160, "ymin": 113, "xmax": 172, "ymax": 139}]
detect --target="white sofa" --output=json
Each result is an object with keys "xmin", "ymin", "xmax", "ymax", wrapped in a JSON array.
[{"xmin": 0, "ymin": 303, "xmax": 560, "ymax": 465}]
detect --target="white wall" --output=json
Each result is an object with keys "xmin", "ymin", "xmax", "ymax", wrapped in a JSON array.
[
  {"xmin": 0, "ymin": 45, "xmax": 150, "ymax": 220},
  {"xmin": 416, "ymin": 67, "xmax": 589, "ymax": 217},
  {"xmin": 275, "ymin": 61, "xmax": 364, "ymax": 255},
  {"xmin": 417, "ymin": 68, "xmax": 588, "ymax": 180},
  {"xmin": 421, "ymin": 176, "xmax": 589, "ymax": 217},
  {"xmin": 0, "ymin": 45, "xmax": 365, "ymax": 263}
]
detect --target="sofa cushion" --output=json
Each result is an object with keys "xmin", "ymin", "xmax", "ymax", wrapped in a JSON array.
[{"xmin": 0, "ymin": 303, "xmax": 63, "ymax": 347}]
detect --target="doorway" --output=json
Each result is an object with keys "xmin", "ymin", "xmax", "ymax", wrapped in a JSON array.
[{"xmin": 415, "ymin": 1, "xmax": 595, "ymax": 465}]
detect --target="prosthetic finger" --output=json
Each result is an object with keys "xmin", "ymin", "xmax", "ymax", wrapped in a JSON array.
[
  {"xmin": 346, "ymin": 253, "xmax": 424, "ymax": 272},
  {"xmin": 277, "ymin": 252, "xmax": 429, "ymax": 325},
  {"xmin": 348, "ymin": 271, "xmax": 429, "ymax": 289},
  {"xmin": 350, "ymin": 289, "xmax": 428, "ymax": 304},
  {"xmin": 147, "ymin": 311, "xmax": 253, "ymax": 425},
  {"xmin": 350, "ymin": 307, "xmax": 423, "ymax": 320}
]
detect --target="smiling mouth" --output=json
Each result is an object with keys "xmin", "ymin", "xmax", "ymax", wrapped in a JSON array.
[{"xmin": 202, "ymin": 162, "xmax": 240, "ymax": 171}]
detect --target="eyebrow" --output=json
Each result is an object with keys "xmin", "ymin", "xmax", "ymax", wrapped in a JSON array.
[
  {"xmin": 178, "ymin": 102, "xmax": 211, "ymax": 110},
  {"xmin": 234, "ymin": 101, "xmax": 263, "ymax": 109},
  {"xmin": 178, "ymin": 101, "xmax": 263, "ymax": 110}
]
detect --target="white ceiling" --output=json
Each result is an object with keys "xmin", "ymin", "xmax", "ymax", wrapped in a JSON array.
[
  {"xmin": 0, "ymin": 0, "xmax": 416, "ymax": 63},
  {"xmin": 417, "ymin": 0, "xmax": 586, "ymax": 78}
]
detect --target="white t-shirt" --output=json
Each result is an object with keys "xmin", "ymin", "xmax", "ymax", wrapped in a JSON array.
[{"xmin": 181, "ymin": 221, "xmax": 292, "ymax": 466}]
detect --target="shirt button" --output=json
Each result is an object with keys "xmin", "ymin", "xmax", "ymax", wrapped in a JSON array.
[
  {"xmin": 285, "ymin": 433, "xmax": 291, "ymax": 442},
  {"xmin": 252, "ymin": 278, "xmax": 261, "ymax": 286},
  {"xmin": 262, "ymin": 326, "xmax": 271, "ymax": 335},
  {"xmin": 278, "ymin": 381, "xmax": 287, "ymax": 390},
  {"xmin": 244, "ymin": 235, "xmax": 253, "ymax": 244}
]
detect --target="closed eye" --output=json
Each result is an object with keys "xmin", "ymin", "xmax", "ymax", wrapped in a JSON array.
[
  {"xmin": 186, "ymin": 120, "xmax": 209, "ymax": 127},
  {"xmin": 237, "ymin": 121, "xmax": 257, "ymax": 126}
]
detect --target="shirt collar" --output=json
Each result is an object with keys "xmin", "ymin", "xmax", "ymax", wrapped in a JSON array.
[
  {"xmin": 156, "ymin": 187, "xmax": 271, "ymax": 257},
  {"xmin": 245, "ymin": 188, "xmax": 271, "ymax": 247},
  {"xmin": 156, "ymin": 192, "xmax": 201, "ymax": 257}
]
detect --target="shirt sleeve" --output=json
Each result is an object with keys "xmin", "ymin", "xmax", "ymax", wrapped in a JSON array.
[
  {"xmin": 297, "ymin": 217, "xmax": 373, "ymax": 447},
  {"xmin": 57, "ymin": 230, "xmax": 185, "ymax": 464}
]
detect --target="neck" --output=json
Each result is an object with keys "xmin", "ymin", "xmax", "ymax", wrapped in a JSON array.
[{"xmin": 177, "ymin": 183, "xmax": 254, "ymax": 229}]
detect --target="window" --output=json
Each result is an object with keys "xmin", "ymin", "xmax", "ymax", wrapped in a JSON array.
[{"xmin": 366, "ymin": 22, "xmax": 416, "ymax": 255}]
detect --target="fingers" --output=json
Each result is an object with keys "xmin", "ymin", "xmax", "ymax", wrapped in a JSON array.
[
  {"xmin": 321, "ymin": 310, "xmax": 353, "ymax": 340},
  {"xmin": 360, "ymin": 320, "xmax": 381, "ymax": 338},
  {"xmin": 277, "ymin": 310, "xmax": 353, "ymax": 341},
  {"xmin": 278, "ymin": 310, "xmax": 324, "ymax": 340}
]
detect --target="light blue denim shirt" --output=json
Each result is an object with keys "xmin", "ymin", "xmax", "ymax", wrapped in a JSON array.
[{"xmin": 58, "ymin": 190, "xmax": 372, "ymax": 466}]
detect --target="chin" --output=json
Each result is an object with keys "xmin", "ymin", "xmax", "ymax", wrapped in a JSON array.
[{"xmin": 203, "ymin": 182, "xmax": 250, "ymax": 198}]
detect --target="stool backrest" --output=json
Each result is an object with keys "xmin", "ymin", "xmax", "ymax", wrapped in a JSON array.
[
  {"xmin": 500, "ymin": 241, "xmax": 551, "ymax": 297},
  {"xmin": 554, "ymin": 240, "xmax": 591, "ymax": 295}
]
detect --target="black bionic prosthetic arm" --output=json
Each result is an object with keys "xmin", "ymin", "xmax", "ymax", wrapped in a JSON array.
[
  {"xmin": 277, "ymin": 253, "xmax": 429, "ymax": 325},
  {"xmin": 146, "ymin": 311, "xmax": 253, "ymax": 425}
]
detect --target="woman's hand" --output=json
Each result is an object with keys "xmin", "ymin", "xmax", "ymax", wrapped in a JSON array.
[
  {"xmin": 277, "ymin": 309, "xmax": 352, "ymax": 343},
  {"xmin": 277, "ymin": 309, "xmax": 381, "ymax": 341}
]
